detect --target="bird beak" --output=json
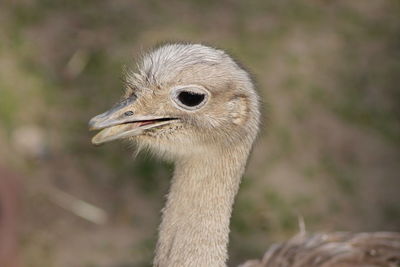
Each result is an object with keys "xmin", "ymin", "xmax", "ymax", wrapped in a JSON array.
[
  {"xmin": 89, "ymin": 95, "xmax": 137, "ymax": 131},
  {"xmin": 89, "ymin": 95, "xmax": 176, "ymax": 145}
]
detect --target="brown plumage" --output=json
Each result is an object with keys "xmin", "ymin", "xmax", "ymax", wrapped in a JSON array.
[{"xmin": 241, "ymin": 232, "xmax": 400, "ymax": 267}]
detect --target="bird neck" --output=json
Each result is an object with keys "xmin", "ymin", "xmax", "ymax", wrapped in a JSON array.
[{"xmin": 154, "ymin": 145, "xmax": 250, "ymax": 267}]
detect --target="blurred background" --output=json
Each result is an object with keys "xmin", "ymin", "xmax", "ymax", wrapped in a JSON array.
[{"xmin": 0, "ymin": 0, "xmax": 399, "ymax": 266}]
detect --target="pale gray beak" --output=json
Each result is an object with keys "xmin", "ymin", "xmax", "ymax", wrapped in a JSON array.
[
  {"xmin": 89, "ymin": 95, "xmax": 177, "ymax": 145},
  {"xmin": 88, "ymin": 95, "xmax": 137, "ymax": 131}
]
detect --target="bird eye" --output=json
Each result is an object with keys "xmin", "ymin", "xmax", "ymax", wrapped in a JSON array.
[
  {"xmin": 171, "ymin": 86, "xmax": 209, "ymax": 110},
  {"xmin": 178, "ymin": 91, "xmax": 205, "ymax": 107}
]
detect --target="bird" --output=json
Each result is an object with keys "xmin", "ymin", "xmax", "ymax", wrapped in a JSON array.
[{"xmin": 89, "ymin": 43, "xmax": 400, "ymax": 267}]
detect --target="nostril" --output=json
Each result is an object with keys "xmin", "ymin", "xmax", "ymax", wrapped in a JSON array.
[{"xmin": 124, "ymin": 111, "xmax": 134, "ymax": 116}]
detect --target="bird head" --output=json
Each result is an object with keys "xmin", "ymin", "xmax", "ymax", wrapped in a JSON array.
[{"xmin": 89, "ymin": 44, "xmax": 260, "ymax": 158}]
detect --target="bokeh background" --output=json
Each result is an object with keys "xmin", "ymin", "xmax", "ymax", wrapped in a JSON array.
[{"xmin": 0, "ymin": 1, "xmax": 399, "ymax": 266}]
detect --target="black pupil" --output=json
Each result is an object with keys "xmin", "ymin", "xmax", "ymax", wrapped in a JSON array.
[{"xmin": 178, "ymin": 91, "xmax": 205, "ymax": 107}]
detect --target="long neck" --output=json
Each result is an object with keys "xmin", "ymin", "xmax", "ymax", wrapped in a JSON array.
[{"xmin": 154, "ymin": 146, "xmax": 250, "ymax": 267}]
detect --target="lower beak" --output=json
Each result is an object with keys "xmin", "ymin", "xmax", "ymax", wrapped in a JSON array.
[{"xmin": 89, "ymin": 118, "xmax": 175, "ymax": 145}]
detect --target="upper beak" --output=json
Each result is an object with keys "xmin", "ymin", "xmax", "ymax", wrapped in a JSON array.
[
  {"xmin": 89, "ymin": 95, "xmax": 137, "ymax": 131},
  {"xmin": 89, "ymin": 95, "xmax": 176, "ymax": 145}
]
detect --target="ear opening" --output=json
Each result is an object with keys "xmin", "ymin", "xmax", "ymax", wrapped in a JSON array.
[{"xmin": 229, "ymin": 94, "xmax": 249, "ymax": 126}]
